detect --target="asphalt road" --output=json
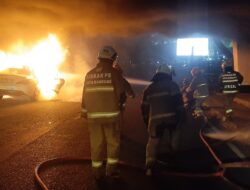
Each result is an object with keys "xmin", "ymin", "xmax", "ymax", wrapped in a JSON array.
[{"xmin": 0, "ymin": 95, "xmax": 248, "ymax": 190}]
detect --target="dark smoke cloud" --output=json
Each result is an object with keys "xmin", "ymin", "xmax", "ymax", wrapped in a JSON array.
[
  {"xmin": 0, "ymin": 0, "xmax": 249, "ymax": 49},
  {"xmin": 0, "ymin": 0, "xmax": 175, "ymax": 49}
]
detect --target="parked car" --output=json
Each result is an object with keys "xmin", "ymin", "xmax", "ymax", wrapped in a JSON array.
[{"xmin": 0, "ymin": 68, "xmax": 39, "ymax": 100}]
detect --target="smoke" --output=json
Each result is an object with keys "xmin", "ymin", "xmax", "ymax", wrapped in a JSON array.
[
  {"xmin": 205, "ymin": 127, "xmax": 250, "ymax": 145},
  {"xmin": 0, "ymin": 0, "xmax": 176, "ymax": 49},
  {"xmin": 0, "ymin": 0, "xmax": 249, "ymax": 49},
  {"xmin": 0, "ymin": 0, "xmax": 249, "ymax": 101}
]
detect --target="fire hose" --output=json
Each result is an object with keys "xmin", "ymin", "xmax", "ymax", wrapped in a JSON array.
[{"xmin": 35, "ymin": 117, "xmax": 250, "ymax": 190}]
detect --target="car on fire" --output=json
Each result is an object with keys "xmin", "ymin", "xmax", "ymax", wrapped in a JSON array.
[
  {"xmin": 0, "ymin": 68, "xmax": 39, "ymax": 100},
  {"xmin": 0, "ymin": 68, "xmax": 65, "ymax": 100}
]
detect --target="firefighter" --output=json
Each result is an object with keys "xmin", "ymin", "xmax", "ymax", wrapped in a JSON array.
[
  {"xmin": 141, "ymin": 64, "xmax": 185, "ymax": 176},
  {"xmin": 181, "ymin": 78, "xmax": 194, "ymax": 110},
  {"xmin": 81, "ymin": 46, "xmax": 135, "ymax": 183},
  {"xmin": 219, "ymin": 60, "xmax": 243, "ymax": 120},
  {"xmin": 186, "ymin": 67, "xmax": 209, "ymax": 118}
]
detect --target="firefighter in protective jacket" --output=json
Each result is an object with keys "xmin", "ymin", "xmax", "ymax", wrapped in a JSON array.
[
  {"xmin": 219, "ymin": 61, "xmax": 243, "ymax": 119},
  {"xmin": 81, "ymin": 46, "xmax": 134, "ymax": 181},
  {"xmin": 186, "ymin": 67, "xmax": 209, "ymax": 118},
  {"xmin": 141, "ymin": 64, "xmax": 185, "ymax": 176}
]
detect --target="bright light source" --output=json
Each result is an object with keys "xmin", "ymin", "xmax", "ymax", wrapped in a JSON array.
[{"xmin": 176, "ymin": 38, "xmax": 209, "ymax": 56}]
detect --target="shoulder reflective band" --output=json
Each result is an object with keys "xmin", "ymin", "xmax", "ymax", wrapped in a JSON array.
[
  {"xmin": 107, "ymin": 158, "xmax": 119, "ymax": 165},
  {"xmin": 81, "ymin": 108, "xmax": 87, "ymax": 113},
  {"xmin": 197, "ymin": 83, "xmax": 207, "ymax": 88},
  {"xmin": 85, "ymin": 86, "xmax": 114, "ymax": 92},
  {"xmin": 147, "ymin": 92, "xmax": 169, "ymax": 99},
  {"xmin": 92, "ymin": 161, "xmax": 103, "ymax": 168},
  {"xmin": 88, "ymin": 111, "xmax": 120, "ymax": 119},
  {"xmin": 151, "ymin": 112, "xmax": 176, "ymax": 120},
  {"xmin": 223, "ymin": 90, "xmax": 238, "ymax": 94}
]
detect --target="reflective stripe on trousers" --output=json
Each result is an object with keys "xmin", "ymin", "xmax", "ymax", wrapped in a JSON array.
[
  {"xmin": 107, "ymin": 158, "xmax": 119, "ymax": 165},
  {"xmin": 92, "ymin": 161, "xmax": 103, "ymax": 168}
]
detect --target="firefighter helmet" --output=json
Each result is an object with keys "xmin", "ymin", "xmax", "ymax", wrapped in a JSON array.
[
  {"xmin": 156, "ymin": 64, "xmax": 172, "ymax": 75},
  {"xmin": 221, "ymin": 60, "xmax": 232, "ymax": 70},
  {"xmin": 98, "ymin": 46, "xmax": 117, "ymax": 61}
]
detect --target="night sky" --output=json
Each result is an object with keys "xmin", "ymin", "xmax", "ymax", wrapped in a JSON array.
[{"xmin": 0, "ymin": 0, "xmax": 249, "ymax": 49}]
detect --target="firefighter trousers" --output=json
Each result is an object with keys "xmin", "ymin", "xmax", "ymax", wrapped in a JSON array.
[
  {"xmin": 88, "ymin": 119, "xmax": 121, "ymax": 176},
  {"xmin": 224, "ymin": 93, "xmax": 236, "ymax": 116},
  {"xmin": 146, "ymin": 124, "xmax": 180, "ymax": 168}
]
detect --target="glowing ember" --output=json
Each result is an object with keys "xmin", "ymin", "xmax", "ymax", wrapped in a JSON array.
[{"xmin": 0, "ymin": 34, "xmax": 66, "ymax": 99}]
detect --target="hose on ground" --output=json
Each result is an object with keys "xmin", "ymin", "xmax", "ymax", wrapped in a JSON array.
[{"xmin": 35, "ymin": 116, "xmax": 250, "ymax": 190}]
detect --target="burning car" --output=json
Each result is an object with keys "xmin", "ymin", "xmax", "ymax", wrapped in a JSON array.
[
  {"xmin": 0, "ymin": 68, "xmax": 39, "ymax": 100},
  {"xmin": 0, "ymin": 67, "xmax": 65, "ymax": 100}
]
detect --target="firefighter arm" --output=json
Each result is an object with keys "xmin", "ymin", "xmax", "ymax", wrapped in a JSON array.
[
  {"xmin": 81, "ymin": 85, "xmax": 87, "ymax": 119},
  {"xmin": 236, "ymin": 72, "xmax": 244, "ymax": 84},
  {"xmin": 141, "ymin": 92, "xmax": 149, "ymax": 126},
  {"xmin": 172, "ymin": 86, "xmax": 185, "ymax": 126},
  {"xmin": 119, "ymin": 92, "xmax": 127, "ymax": 111},
  {"xmin": 218, "ymin": 75, "xmax": 224, "ymax": 92},
  {"xmin": 112, "ymin": 71, "xmax": 129, "ymax": 110},
  {"xmin": 186, "ymin": 77, "xmax": 197, "ymax": 93},
  {"xmin": 122, "ymin": 77, "xmax": 135, "ymax": 98}
]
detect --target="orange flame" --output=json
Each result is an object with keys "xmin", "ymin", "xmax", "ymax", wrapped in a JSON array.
[{"xmin": 0, "ymin": 34, "xmax": 66, "ymax": 99}]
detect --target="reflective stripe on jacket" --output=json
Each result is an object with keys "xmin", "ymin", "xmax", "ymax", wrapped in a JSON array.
[
  {"xmin": 189, "ymin": 75, "xmax": 209, "ymax": 99},
  {"xmin": 141, "ymin": 73, "xmax": 184, "ymax": 129},
  {"xmin": 220, "ymin": 72, "xmax": 240, "ymax": 94},
  {"xmin": 82, "ymin": 62, "xmax": 130, "ymax": 122}
]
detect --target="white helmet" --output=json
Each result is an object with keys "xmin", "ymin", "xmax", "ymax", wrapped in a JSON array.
[
  {"xmin": 156, "ymin": 64, "xmax": 172, "ymax": 75},
  {"xmin": 190, "ymin": 67, "xmax": 201, "ymax": 76},
  {"xmin": 98, "ymin": 46, "xmax": 117, "ymax": 61}
]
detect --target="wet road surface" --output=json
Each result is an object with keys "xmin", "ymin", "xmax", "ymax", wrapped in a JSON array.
[{"xmin": 0, "ymin": 95, "xmax": 249, "ymax": 190}]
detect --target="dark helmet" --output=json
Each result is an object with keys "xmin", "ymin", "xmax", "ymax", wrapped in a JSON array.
[{"xmin": 156, "ymin": 64, "xmax": 172, "ymax": 75}]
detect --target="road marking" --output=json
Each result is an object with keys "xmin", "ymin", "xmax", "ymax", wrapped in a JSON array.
[
  {"xmin": 227, "ymin": 142, "xmax": 246, "ymax": 159},
  {"xmin": 210, "ymin": 126, "xmax": 246, "ymax": 159}
]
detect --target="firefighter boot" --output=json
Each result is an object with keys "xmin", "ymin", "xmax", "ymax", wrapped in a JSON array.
[
  {"xmin": 225, "ymin": 109, "xmax": 233, "ymax": 121},
  {"xmin": 92, "ymin": 166, "xmax": 107, "ymax": 189},
  {"xmin": 145, "ymin": 160, "xmax": 156, "ymax": 177},
  {"xmin": 106, "ymin": 164, "xmax": 120, "ymax": 178},
  {"xmin": 92, "ymin": 166, "xmax": 105, "ymax": 180}
]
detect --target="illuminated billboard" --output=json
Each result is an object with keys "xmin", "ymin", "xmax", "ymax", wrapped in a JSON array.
[{"xmin": 176, "ymin": 38, "xmax": 209, "ymax": 56}]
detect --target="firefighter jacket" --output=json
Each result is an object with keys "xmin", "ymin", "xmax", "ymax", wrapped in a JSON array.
[
  {"xmin": 219, "ymin": 71, "xmax": 243, "ymax": 94},
  {"xmin": 188, "ymin": 74, "xmax": 209, "ymax": 99},
  {"xmin": 141, "ymin": 73, "xmax": 184, "ymax": 129},
  {"xmin": 82, "ymin": 61, "xmax": 134, "ymax": 122}
]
